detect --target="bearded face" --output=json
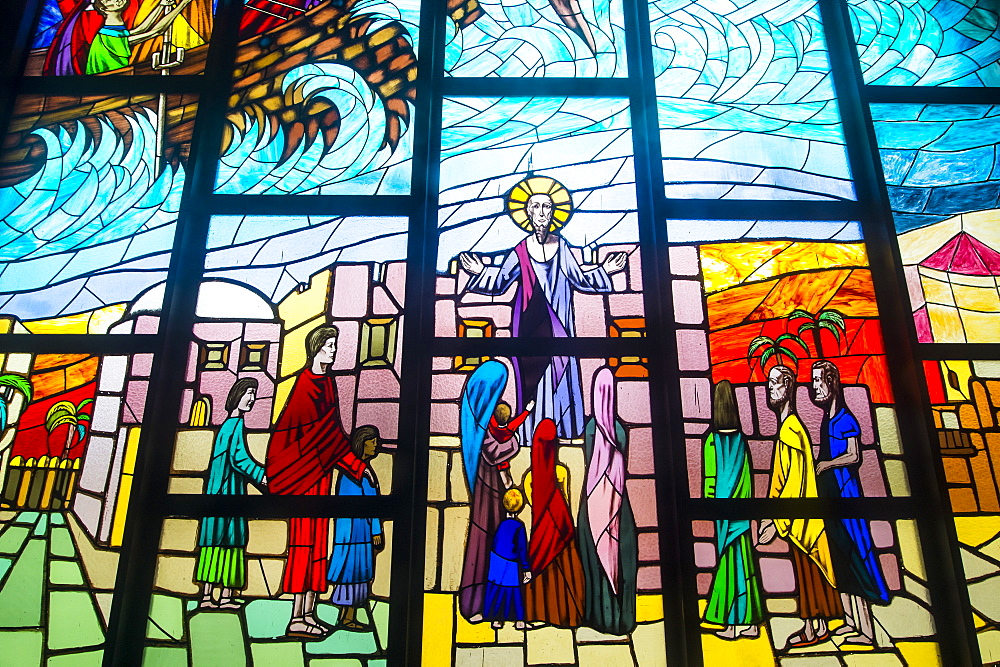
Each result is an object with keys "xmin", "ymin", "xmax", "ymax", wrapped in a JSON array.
[
  {"xmin": 526, "ymin": 193, "xmax": 554, "ymax": 243},
  {"xmin": 767, "ymin": 368, "xmax": 790, "ymax": 412},
  {"xmin": 811, "ymin": 368, "xmax": 833, "ymax": 406}
]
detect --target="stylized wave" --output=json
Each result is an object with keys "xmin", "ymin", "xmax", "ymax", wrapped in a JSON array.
[
  {"xmin": 649, "ymin": 0, "xmax": 854, "ymax": 200},
  {"xmin": 215, "ymin": 63, "xmax": 410, "ymax": 195},
  {"xmin": 0, "ymin": 109, "xmax": 182, "ymax": 317},
  {"xmin": 850, "ymin": 0, "xmax": 1000, "ymax": 86},
  {"xmin": 446, "ymin": 0, "xmax": 625, "ymax": 77}
]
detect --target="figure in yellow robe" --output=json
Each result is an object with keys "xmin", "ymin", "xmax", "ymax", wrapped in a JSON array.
[
  {"xmin": 129, "ymin": 0, "xmax": 213, "ymax": 65},
  {"xmin": 758, "ymin": 365, "xmax": 842, "ymax": 649}
]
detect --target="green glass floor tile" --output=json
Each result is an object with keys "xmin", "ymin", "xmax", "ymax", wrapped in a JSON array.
[
  {"xmin": 33, "ymin": 513, "xmax": 49, "ymax": 537},
  {"xmin": 47, "ymin": 590, "xmax": 104, "ymax": 650},
  {"xmin": 50, "ymin": 513, "xmax": 65, "ymax": 526},
  {"xmin": 47, "ymin": 649, "xmax": 103, "ymax": 665},
  {"xmin": 307, "ymin": 659, "xmax": 362, "ymax": 666},
  {"xmin": 0, "ymin": 630, "xmax": 43, "ymax": 664},
  {"xmin": 49, "ymin": 560, "xmax": 85, "ymax": 586},
  {"xmin": 49, "ymin": 527, "xmax": 75, "ymax": 559},
  {"xmin": 250, "ymin": 641, "xmax": 306, "ymax": 667},
  {"xmin": 142, "ymin": 645, "xmax": 189, "ymax": 666},
  {"xmin": 189, "ymin": 611, "xmax": 248, "ymax": 666},
  {"xmin": 14, "ymin": 512, "xmax": 39, "ymax": 526},
  {"xmin": 0, "ymin": 538, "xmax": 44, "ymax": 627},
  {"xmin": 370, "ymin": 601, "xmax": 388, "ymax": 645},
  {"xmin": 304, "ymin": 620, "xmax": 378, "ymax": 657},
  {"xmin": 0, "ymin": 556, "xmax": 13, "ymax": 583},
  {"xmin": 147, "ymin": 594, "xmax": 185, "ymax": 642},
  {"xmin": 0, "ymin": 525, "xmax": 30, "ymax": 555},
  {"xmin": 245, "ymin": 598, "xmax": 294, "ymax": 639}
]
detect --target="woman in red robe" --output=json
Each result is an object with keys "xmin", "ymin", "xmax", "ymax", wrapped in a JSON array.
[
  {"xmin": 524, "ymin": 418, "xmax": 586, "ymax": 626},
  {"xmin": 266, "ymin": 324, "xmax": 369, "ymax": 638}
]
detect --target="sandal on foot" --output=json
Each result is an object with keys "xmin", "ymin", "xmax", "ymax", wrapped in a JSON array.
[
  {"xmin": 198, "ymin": 597, "xmax": 218, "ymax": 610},
  {"xmin": 787, "ymin": 630, "xmax": 828, "ymax": 649},
  {"xmin": 341, "ymin": 619, "xmax": 369, "ymax": 632},
  {"xmin": 286, "ymin": 620, "xmax": 328, "ymax": 639}
]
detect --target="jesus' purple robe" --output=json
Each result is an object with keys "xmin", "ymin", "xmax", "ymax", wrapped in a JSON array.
[{"xmin": 466, "ymin": 237, "xmax": 613, "ymax": 440}]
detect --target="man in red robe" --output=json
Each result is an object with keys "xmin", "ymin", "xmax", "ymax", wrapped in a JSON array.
[{"xmin": 266, "ymin": 323, "xmax": 369, "ymax": 638}]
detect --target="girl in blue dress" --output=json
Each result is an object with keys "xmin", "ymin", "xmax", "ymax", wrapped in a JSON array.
[{"xmin": 328, "ymin": 425, "xmax": 384, "ymax": 630}]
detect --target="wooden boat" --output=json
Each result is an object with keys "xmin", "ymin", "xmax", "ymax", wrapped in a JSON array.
[{"xmin": 1, "ymin": 0, "xmax": 420, "ymax": 186}]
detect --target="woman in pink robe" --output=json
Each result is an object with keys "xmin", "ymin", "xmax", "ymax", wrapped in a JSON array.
[{"xmin": 576, "ymin": 368, "xmax": 637, "ymax": 634}]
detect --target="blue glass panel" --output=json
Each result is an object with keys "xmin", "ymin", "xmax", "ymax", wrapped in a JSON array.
[
  {"xmin": 444, "ymin": 0, "xmax": 626, "ymax": 77},
  {"xmin": 650, "ymin": 0, "xmax": 855, "ymax": 201},
  {"xmin": 851, "ymin": 0, "xmax": 1000, "ymax": 87},
  {"xmin": 871, "ymin": 103, "xmax": 1000, "ymax": 344},
  {"xmin": 0, "ymin": 94, "xmax": 196, "ymax": 334}
]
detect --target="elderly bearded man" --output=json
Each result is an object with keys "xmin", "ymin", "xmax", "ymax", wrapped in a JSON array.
[
  {"xmin": 758, "ymin": 365, "xmax": 842, "ymax": 649},
  {"xmin": 459, "ymin": 176, "xmax": 626, "ymax": 441}
]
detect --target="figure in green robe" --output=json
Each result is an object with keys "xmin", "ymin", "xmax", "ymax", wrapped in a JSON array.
[
  {"xmin": 703, "ymin": 379, "xmax": 763, "ymax": 639},
  {"xmin": 85, "ymin": 0, "xmax": 196, "ymax": 74},
  {"xmin": 195, "ymin": 378, "xmax": 267, "ymax": 609}
]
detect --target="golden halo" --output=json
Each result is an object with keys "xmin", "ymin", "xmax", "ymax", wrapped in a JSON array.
[{"xmin": 506, "ymin": 175, "xmax": 573, "ymax": 233}]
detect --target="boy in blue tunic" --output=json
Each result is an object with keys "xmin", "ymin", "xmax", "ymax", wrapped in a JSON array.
[
  {"xmin": 196, "ymin": 378, "xmax": 266, "ymax": 609},
  {"xmin": 328, "ymin": 425, "xmax": 384, "ymax": 631},
  {"xmin": 483, "ymin": 487, "xmax": 532, "ymax": 630}
]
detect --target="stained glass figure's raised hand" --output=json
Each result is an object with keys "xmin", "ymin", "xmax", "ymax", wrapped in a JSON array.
[
  {"xmin": 459, "ymin": 252, "xmax": 485, "ymax": 275},
  {"xmin": 602, "ymin": 251, "xmax": 627, "ymax": 274}
]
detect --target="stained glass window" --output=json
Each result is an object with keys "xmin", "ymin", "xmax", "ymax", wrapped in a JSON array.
[
  {"xmin": 871, "ymin": 103, "xmax": 1000, "ymax": 343},
  {"xmin": 0, "ymin": 0, "xmax": 995, "ymax": 663},
  {"xmin": 27, "ymin": 0, "xmax": 217, "ymax": 76},
  {"xmin": 650, "ymin": 0, "xmax": 856, "ymax": 201},
  {"xmin": 851, "ymin": 0, "xmax": 1000, "ymax": 87}
]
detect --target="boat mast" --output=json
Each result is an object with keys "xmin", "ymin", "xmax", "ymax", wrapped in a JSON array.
[{"xmin": 151, "ymin": 0, "xmax": 186, "ymax": 177}]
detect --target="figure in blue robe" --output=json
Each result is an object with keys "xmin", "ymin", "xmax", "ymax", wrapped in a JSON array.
[
  {"xmin": 328, "ymin": 425, "xmax": 384, "ymax": 631},
  {"xmin": 483, "ymin": 488, "xmax": 531, "ymax": 629}
]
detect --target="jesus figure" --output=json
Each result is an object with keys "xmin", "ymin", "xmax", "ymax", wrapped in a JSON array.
[{"xmin": 459, "ymin": 175, "xmax": 626, "ymax": 440}]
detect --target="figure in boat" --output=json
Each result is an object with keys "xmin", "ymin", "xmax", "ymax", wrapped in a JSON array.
[{"xmin": 43, "ymin": 0, "xmax": 211, "ymax": 75}]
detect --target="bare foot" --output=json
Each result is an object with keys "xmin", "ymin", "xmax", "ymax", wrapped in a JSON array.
[
  {"xmin": 739, "ymin": 626, "xmax": 759, "ymax": 638},
  {"xmin": 491, "ymin": 621, "xmax": 503, "ymax": 629}
]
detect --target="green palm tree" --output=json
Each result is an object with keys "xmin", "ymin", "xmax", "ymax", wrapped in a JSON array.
[
  {"xmin": 0, "ymin": 374, "xmax": 32, "ymax": 432},
  {"xmin": 45, "ymin": 399, "xmax": 93, "ymax": 459},
  {"xmin": 747, "ymin": 332, "xmax": 808, "ymax": 377},
  {"xmin": 788, "ymin": 308, "xmax": 847, "ymax": 359}
]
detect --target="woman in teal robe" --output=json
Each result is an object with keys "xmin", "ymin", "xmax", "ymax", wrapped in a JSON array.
[
  {"xmin": 703, "ymin": 379, "xmax": 763, "ymax": 638},
  {"xmin": 196, "ymin": 378, "xmax": 266, "ymax": 609}
]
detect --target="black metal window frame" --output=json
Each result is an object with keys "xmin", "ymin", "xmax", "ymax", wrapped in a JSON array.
[{"xmin": 0, "ymin": 0, "xmax": 995, "ymax": 664}]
